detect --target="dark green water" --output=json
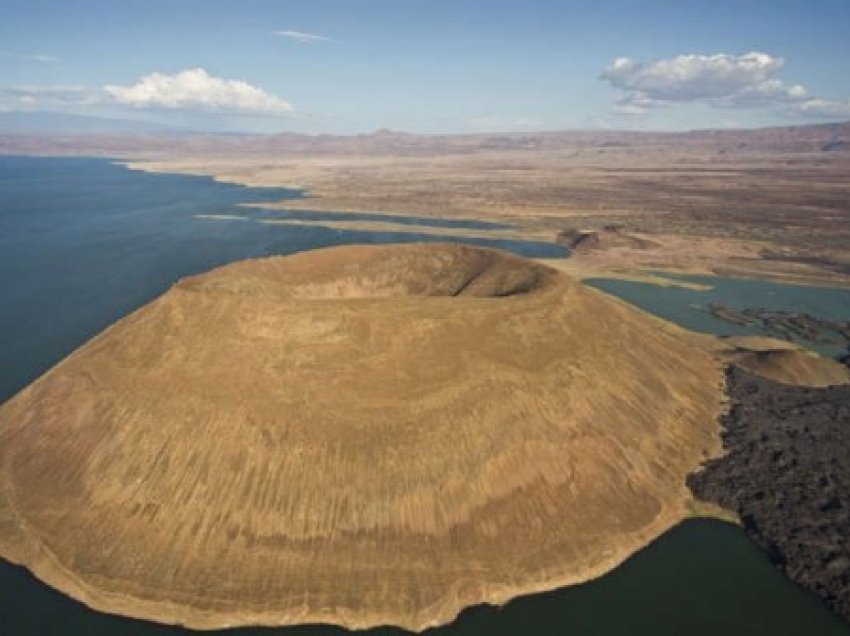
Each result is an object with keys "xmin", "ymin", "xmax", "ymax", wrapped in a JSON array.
[
  {"xmin": 3, "ymin": 519, "xmax": 848, "ymax": 636},
  {"xmin": 0, "ymin": 155, "xmax": 847, "ymax": 635},
  {"xmin": 587, "ymin": 274, "xmax": 850, "ymax": 357}
]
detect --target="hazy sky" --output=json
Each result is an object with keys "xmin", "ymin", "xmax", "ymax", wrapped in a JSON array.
[{"xmin": 2, "ymin": 0, "xmax": 850, "ymax": 133}]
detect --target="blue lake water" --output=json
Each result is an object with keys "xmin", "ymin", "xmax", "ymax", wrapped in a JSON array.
[
  {"xmin": 0, "ymin": 155, "xmax": 848, "ymax": 635},
  {"xmin": 0, "ymin": 155, "xmax": 563, "ymax": 402}
]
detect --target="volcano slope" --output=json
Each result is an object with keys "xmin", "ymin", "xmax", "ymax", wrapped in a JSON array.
[{"xmin": 0, "ymin": 243, "xmax": 724, "ymax": 631}]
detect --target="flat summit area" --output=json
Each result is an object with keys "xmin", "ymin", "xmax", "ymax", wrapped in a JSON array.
[{"xmin": 0, "ymin": 243, "xmax": 724, "ymax": 630}]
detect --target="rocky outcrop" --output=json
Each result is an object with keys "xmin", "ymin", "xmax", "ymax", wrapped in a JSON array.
[
  {"xmin": 708, "ymin": 305, "xmax": 850, "ymax": 352},
  {"xmin": 557, "ymin": 225, "xmax": 659, "ymax": 252}
]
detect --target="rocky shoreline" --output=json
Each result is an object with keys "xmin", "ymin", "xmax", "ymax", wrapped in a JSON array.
[{"xmin": 688, "ymin": 366, "xmax": 850, "ymax": 622}]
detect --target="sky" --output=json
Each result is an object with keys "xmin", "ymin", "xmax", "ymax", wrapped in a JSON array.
[{"xmin": 1, "ymin": 0, "xmax": 850, "ymax": 133}]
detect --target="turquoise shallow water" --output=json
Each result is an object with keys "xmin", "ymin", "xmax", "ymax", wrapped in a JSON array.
[
  {"xmin": 0, "ymin": 155, "xmax": 848, "ymax": 636},
  {"xmin": 587, "ymin": 274, "xmax": 850, "ymax": 358}
]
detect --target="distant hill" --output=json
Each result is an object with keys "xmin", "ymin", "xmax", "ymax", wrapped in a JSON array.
[
  {"xmin": 0, "ymin": 111, "xmax": 190, "ymax": 135},
  {"xmin": 0, "ymin": 119, "xmax": 847, "ymax": 156}
]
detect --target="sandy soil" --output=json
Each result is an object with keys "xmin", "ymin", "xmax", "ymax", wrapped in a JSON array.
[
  {"xmin": 253, "ymin": 217, "xmax": 550, "ymax": 243},
  {"xmin": 119, "ymin": 136, "xmax": 850, "ymax": 287}
]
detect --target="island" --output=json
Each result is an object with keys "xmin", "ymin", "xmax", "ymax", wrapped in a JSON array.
[{"xmin": 0, "ymin": 243, "xmax": 726, "ymax": 631}]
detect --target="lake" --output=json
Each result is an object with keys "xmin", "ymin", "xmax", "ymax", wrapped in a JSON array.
[
  {"xmin": 0, "ymin": 155, "xmax": 847, "ymax": 636},
  {"xmin": 587, "ymin": 274, "xmax": 850, "ymax": 358}
]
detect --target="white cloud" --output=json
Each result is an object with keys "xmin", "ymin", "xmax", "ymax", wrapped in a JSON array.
[
  {"xmin": 795, "ymin": 98, "xmax": 850, "ymax": 118},
  {"xmin": 3, "ymin": 84, "xmax": 88, "ymax": 98},
  {"xmin": 274, "ymin": 30, "xmax": 336, "ymax": 43},
  {"xmin": 601, "ymin": 51, "xmax": 809, "ymax": 112},
  {"xmin": 0, "ymin": 84, "xmax": 97, "ymax": 109},
  {"xmin": 104, "ymin": 69, "xmax": 293, "ymax": 115},
  {"xmin": 1, "ymin": 50, "xmax": 60, "ymax": 63},
  {"xmin": 24, "ymin": 53, "xmax": 60, "ymax": 63},
  {"xmin": 611, "ymin": 102, "xmax": 648, "ymax": 116}
]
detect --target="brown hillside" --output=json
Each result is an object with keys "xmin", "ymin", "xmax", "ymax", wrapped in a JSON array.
[{"xmin": 0, "ymin": 244, "xmax": 724, "ymax": 631}]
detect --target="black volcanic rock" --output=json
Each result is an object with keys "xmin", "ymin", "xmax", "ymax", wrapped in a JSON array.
[
  {"xmin": 689, "ymin": 367, "xmax": 850, "ymax": 622},
  {"xmin": 708, "ymin": 304, "xmax": 850, "ymax": 354}
]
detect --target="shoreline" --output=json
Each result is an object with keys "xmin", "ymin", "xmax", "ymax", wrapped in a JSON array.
[
  {"xmin": 0, "ymin": 494, "xmax": 732, "ymax": 632},
  {"xmin": 689, "ymin": 367, "xmax": 850, "ymax": 624},
  {"xmin": 120, "ymin": 157, "xmax": 850, "ymax": 290}
]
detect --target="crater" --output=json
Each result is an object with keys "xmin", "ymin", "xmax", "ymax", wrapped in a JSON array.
[
  {"xmin": 0, "ymin": 243, "xmax": 724, "ymax": 632},
  {"xmin": 178, "ymin": 243, "xmax": 557, "ymax": 299}
]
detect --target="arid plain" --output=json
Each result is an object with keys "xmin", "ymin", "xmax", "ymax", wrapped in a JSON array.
[{"xmin": 4, "ymin": 122, "xmax": 848, "ymax": 287}]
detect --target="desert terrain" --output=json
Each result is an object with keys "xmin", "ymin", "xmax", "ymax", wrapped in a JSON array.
[
  {"xmin": 1, "ymin": 123, "xmax": 849, "ymax": 629},
  {"xmin": 2, "ymin": 122, "xmax": 849, "ymax": 287}
]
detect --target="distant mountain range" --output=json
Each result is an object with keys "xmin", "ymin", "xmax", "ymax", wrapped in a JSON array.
[
  {"xmin": 0, "ymin": 116, "xmax": 847, "ymax": 156},
  {"xmin": 0, "ymin": 111, "xmax": 192, "ymax": 135}
]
